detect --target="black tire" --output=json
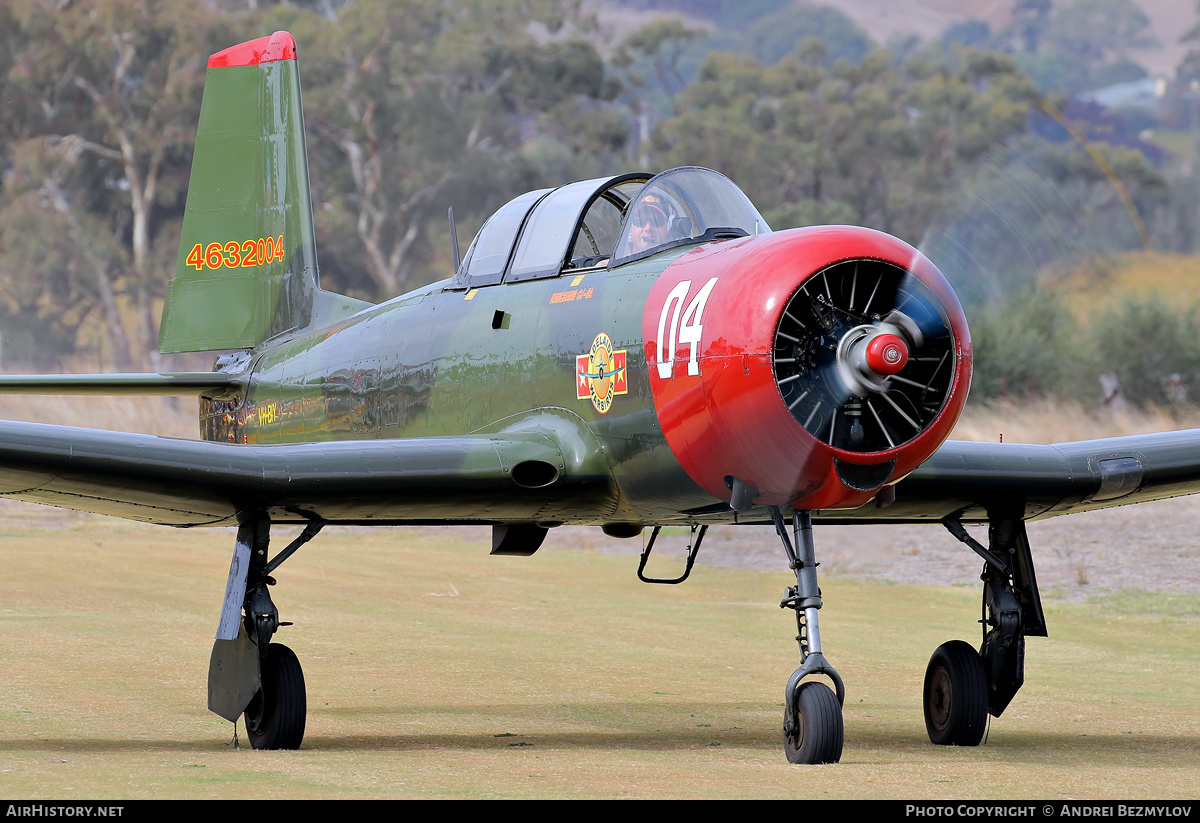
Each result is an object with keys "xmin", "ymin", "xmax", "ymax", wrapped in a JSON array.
[
  {"xmin": 244, "ymin": 643, "xmax": 306, "ymax": 750},
  {"xmin": 923, "ymin": 640, "xmax": 988, "ymax": 746},
  {"xmin": 783, "ymin": 681, "xmax": 844, "ymax": 764}
]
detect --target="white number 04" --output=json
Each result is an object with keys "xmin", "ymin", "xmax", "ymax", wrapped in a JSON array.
[{"xmin": 656, "ymin": 277, "xmax": 718, "ymax": 379}]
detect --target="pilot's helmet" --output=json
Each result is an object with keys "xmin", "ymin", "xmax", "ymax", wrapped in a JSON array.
[{"xmin": 631, "ymin": 194, "xmax": 670, "ymax": 232}]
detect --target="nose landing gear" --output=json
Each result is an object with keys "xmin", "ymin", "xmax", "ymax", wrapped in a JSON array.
[{"xmin": 771, "ymin": 507, "xmax": 845, "ymax": 764}]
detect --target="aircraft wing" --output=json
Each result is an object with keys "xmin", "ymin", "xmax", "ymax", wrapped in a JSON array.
[
  {"xmin": 0, "ymin": 419, "xmax": 617, "ymax": 527},
  {"xmin": 0, "ymin": 413, "xmax": 1197, "ymax": 528},
  {"xmin": 842, "ymin": 428, "xmax": 1200, "ymax": 525}
]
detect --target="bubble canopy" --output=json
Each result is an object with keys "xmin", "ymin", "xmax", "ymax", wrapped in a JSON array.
[
  {"xmin": 611, "ymin": 167, "xmax": 771, "ymax": 266},
  {"xmin": 451, "ymin": 167, "xmax": 770, "ymax": 289}
]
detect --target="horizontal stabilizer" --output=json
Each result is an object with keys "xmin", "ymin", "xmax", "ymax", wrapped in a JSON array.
[{"xmin": 0, "ymin": 373, "xmax": 242, "ymax": 399}]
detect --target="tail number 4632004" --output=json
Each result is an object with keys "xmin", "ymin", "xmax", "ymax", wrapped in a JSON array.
[{"xmin": 655, "ymin": 277, "xmax": 718, "ymax": 379}]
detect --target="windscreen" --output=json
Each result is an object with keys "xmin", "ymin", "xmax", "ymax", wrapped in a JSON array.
[{"xmin": 612, "ymin": 167, "xmax": 770, "ymax": 266}]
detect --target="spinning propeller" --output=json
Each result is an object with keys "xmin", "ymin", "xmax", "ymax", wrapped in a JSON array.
[{"xmin": 772, "ymin": 258, "xmax": 955, "ymax": 454}]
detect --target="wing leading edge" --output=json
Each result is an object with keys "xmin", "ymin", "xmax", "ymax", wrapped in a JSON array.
[
  {"xmin": 0, "ymin": 420, "xmax": 619, "ymax": 526},
  {"xmin": 826, "ymin": 428, "xmax": 1200, "ymax": 525},
  {"xmin": 0, "ymin": 416, "xmax": 1197, "ymax": 527}
]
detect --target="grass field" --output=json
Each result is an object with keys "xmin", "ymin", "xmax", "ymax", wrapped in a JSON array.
[{"xmin": 0, "ymin": 517, "xmax": 1196, "ymax": 799}]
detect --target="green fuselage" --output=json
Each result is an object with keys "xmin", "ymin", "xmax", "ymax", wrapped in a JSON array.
[{"xmin": 202, "ymin": 248, "xmax": 717, "ymax": 526}]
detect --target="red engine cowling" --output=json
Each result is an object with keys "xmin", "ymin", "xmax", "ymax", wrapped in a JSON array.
[{"xmin": 642, "ymin": 225, "xmax": 971, "ymax": 511}]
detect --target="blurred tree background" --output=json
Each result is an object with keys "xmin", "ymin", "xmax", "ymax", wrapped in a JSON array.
[{"xmin": 1, "ymin": 0, "xmax": 1199, "ymax": 413}]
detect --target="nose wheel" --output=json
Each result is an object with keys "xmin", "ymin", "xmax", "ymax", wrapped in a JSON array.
[{"xmin": 784, "ymin": 680, "xmax": 844, "ymax": 765}]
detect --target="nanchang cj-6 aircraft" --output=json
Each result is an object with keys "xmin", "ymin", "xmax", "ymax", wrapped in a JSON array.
[{"xmin": 3, "ymin": 31, "xmax": 1197, "ymax": 764}]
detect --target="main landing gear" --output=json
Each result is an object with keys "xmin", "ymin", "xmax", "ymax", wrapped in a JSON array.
[
  {"xmin": 923, "ymin": 639, "xmax": 987, "ymax": 746},
  {"xmin": 208, "ymin": 517, "xmax": 322, "ymax": 750},
  {"xmin": 922, "ymin": 511, "xmax": 1047, "ymax": 747}
]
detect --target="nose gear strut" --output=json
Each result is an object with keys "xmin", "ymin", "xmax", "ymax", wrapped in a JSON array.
[{"xmin": 771, "ymin": 506, "xmax": 845, "ymax": 764}]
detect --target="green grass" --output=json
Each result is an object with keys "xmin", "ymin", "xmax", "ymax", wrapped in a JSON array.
[
  {"xmin": 0, "ymin": 518, "xmax": 1197, "ymax": 798},
  {"xmin": 1086, "ymin": 588, "xmax": 1200, "ymax": 618}
]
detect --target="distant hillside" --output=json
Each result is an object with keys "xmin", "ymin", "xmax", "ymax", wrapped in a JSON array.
[
  {"xmin": 594, "ymin": 0, "xmax": 1194, "ymax": 76},
  {"xmin": 819, "ymin": 0, "xmax": 1189, "ymax": 76},
  {"xmin": 1041, "ymin": 251, "xmax": 1200, "ymax": 318}
]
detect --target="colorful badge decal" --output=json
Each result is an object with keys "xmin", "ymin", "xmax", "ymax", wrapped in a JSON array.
[{"xmin": 576, "ymin": 332, "xmax": 628, "ymax": 413}]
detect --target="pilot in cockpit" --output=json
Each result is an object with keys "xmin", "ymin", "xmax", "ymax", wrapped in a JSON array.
[
  {"xmin": 567, "ymin": 184, "xmax": 684, "ymax": 271},
  {"xmin": 624, "ymin": 194, "xmax": 672, "ymax": 256}
]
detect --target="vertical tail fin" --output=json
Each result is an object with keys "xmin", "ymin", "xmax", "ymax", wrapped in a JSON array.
[{"xmin": 159, "ymin": 31, "xmax": 369, "ymax": 354}]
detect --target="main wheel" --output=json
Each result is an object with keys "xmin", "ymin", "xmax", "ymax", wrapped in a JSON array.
[
  {"xmin": 784, "ymin": 681, "xmax": 844, "ymax": 764},
  {"xmin": 923, "ymin": 640, "xmax": 987, "ymax": 746},
  {"xmin": 244, "ymin": 643, "xmax": 306, "ymax": 750}
]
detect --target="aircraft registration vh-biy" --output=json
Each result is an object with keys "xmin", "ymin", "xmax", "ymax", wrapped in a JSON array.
[{"xmin": 1, "ymin": 30, "xmax": 1197, "ymax": 764}]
